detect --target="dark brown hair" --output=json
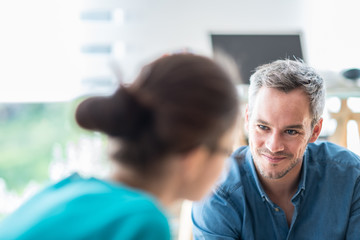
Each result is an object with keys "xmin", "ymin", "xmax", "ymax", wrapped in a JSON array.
[{"xmin": 76, "ymin": 54, "xmax": 239, "ymax": 175}]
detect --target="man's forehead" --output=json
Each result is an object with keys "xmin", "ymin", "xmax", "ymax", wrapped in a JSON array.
[
  {"xmin": 254, "ymin": 87, "xmax": 310, "ymax": 110},
  {"xmin": 249, "ymin": 88, "xmax": 313, "ymax": 128}
]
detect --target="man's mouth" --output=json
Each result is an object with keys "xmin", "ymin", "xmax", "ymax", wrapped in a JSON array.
[{"xmin": 262, "ymin": 154, "xmax": 287, "ymax": 163}]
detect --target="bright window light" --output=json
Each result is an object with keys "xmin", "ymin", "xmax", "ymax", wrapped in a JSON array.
[
  {"xmin": 113, "ymin": 8, "xmax": 125, "ymax": 25},
  {"xmin": 0, "ymin": 1, "xmax": 84, "ymax": 102}
]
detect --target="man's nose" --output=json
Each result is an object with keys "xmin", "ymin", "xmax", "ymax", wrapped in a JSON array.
[{"xmin": 265, "ymin": 132, "xmax": 285, "ymax": 153}]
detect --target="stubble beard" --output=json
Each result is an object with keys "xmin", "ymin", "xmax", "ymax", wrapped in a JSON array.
[
  {"xmin": 253, "ymin": 148, "xmax": 302, "ymax": 180},
  {"xmin": 258, "ymin": 156, "xmax": 301, "ymax": 179}
]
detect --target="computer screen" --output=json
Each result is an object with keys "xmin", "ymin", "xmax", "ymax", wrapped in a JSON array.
[{"xmin": 211, "ymin": 34, "xmax": 303, "ymax": 84}]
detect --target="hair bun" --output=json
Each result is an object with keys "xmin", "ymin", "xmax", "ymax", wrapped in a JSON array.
[{"xmin": 75, "ymin": 87, "xmax": 153, "ymax": 140}]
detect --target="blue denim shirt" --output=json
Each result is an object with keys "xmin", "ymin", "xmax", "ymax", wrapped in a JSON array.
[{"xmin": 192, "ymin": 142, "xmax": 360, "ymax": 240}]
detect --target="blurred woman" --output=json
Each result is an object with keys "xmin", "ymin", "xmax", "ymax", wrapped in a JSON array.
[{"xmin": 0, "ymin": 54, "xmax": 239, "ymax": 239}]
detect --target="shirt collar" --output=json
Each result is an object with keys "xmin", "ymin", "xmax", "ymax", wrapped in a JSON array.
[
  {"xmin": 246, "ymin": 147, "xmax": 308, "ymax": 201},
  {"xmin": 297, "ymin": 147, "xmax": 308, "ymax": 192}
]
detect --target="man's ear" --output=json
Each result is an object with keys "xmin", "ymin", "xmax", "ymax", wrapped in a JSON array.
[
  {"xmin": 245, "ymin": 104, "xmax": 250, "ymax": 131},
  {"xmin": 309, "ymin": 118, "xmax": 323, "ymax": 143}
]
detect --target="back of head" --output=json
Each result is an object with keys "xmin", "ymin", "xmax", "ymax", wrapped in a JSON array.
[
  {"xmin": 76, "ymin": 54, "xmax": 239, "ymax": 175},
  {"xmin": 248, "ymin": 59, "xmax": 325, "ymax": 127}
]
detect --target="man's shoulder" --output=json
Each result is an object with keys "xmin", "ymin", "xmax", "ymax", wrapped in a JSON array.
[{"xmin": 307, "ymin": 141, "xmax": 360, "ymax": 168}]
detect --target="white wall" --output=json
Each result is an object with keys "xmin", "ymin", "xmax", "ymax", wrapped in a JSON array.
[
  {"xmin": 303, "ymin": 0, "xmax": 360, "ymax": 71},
  {"xmin": 111, "ymin": 0, "xmax": 306, "ymax": 81},
  {"xmin": 1, "ymin": 0, "xmax": 360, "ymax": 101},
  {"xmin": 89, "ymin": 0, "xmax": 360, "ymax": 81}
]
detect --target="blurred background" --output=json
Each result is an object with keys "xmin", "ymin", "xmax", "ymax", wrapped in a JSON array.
[{"xmin": 1, "ymin": 0, "xmax": 360, "ymax": 239}]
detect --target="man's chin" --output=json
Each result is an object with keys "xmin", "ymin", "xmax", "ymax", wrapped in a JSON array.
[
  {"xmin": 262, "ymin": 173, "xmax": 285, "ymax": 180},
  {"xmin": 258, "ymin": 166, "xmax": 289, "ymax": 179}
]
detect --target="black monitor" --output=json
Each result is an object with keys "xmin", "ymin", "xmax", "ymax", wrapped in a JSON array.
[{"xmin": 211, "ymin": 34, "xmax": 304, "ymax": 84}]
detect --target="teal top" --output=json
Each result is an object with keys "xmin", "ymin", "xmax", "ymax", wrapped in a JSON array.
[{"xmin": 0, "ymin": 173, "xmax": 171, "ymax": 240}]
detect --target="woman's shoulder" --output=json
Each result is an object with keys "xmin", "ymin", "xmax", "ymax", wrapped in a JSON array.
[{"xmin": 0, "ymin": 173, "xmax": 171, "ymax": 240}]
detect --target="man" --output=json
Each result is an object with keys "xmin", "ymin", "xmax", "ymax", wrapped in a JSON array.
[{"xmin": 192, "ymin": 59, "xmax": 360, "ymax": 239}]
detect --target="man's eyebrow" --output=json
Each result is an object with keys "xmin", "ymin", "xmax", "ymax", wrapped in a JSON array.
[
  {"xmin": 256, "ymin": 119, "xmax": 305, "ymax": 129},
  {"xmin": 256, "ymin": 119, "xmax": 270, "ymax": 125},
  {"xmin": 286, "ymin": 124, "xmax": 305, "ymax": 130}
]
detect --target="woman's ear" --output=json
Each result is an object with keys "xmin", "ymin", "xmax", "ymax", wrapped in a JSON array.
[
  {"xmin": 180, "ymin": 146, "xmax": 210, "ymax": 183},
  {"xmin": 309, "ymin": 118, "xmax": 323, "ymax": 143}
]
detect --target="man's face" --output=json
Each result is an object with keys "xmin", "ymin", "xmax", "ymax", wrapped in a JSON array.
[{"xmin": 245, "ymin": 87, "xmax": 322, "ymax": 180}]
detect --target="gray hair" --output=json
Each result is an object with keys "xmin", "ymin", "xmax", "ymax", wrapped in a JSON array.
[{"xmin": 248, "ymin": 59, "xmax": 325, "ymax": 128}]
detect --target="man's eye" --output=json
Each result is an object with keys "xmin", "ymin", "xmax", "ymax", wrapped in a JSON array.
[
  {"xmin": 285, "ymin": 130, "xmax": 298, "ymax": 135},
  {"xmin": 258, "ymin": 125, "xmax": 269, "ymax": 130}
]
